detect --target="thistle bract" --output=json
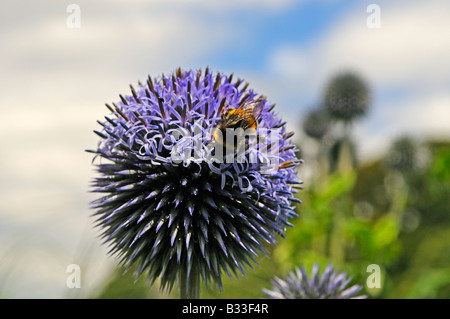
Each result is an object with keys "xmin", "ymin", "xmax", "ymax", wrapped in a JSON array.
[
  {"xmin": 263, "ymin": 263, "xmax": 366, "ymax": 299},
  {"xmin": 88, "ymin": 68, "xmax": 302, "ymax": 295}
]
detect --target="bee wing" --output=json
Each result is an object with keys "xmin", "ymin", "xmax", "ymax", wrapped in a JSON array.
[
  {"xmin": 235, "ymin": 100, "xmax": 263, "ymax": 129},
  {"xmin": 241, "ymin": 100, "xmax": 264, "ymax": 120}
]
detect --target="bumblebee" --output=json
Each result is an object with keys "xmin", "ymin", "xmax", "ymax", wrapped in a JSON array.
[{"xmin": 213, "ymin": 100, "xmax": 264, "ymax": 151}]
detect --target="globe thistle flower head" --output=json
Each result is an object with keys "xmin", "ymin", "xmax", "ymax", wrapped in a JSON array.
[
  {"xmin": 263, "ymin": 263, "xmax": 366, "ymax": 299},
  {"xmin": 385, "ymin": 136, "xmax": 428, "ymax": 174},
  {"xmin": 324, "ymin": 72, "xmax": 370, "ymax": 122},
  {"xmin": 87, "ymin": 68, "xmax": 302, "ymax": 296},
  {"xmin": 302, "ymin": 108, "xmax": 331, "ymax": 140}
]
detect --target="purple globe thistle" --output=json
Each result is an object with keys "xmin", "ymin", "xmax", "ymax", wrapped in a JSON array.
[
  {"xmin": 87, "ymin": 68, "xmax": 302, "ymax": 297},
  {"xmin": 263, "ymin": 263, "xmax": 366, "ymax": 299}
]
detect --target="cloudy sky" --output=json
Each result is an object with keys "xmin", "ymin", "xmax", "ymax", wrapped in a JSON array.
[{"xmin": 0, "ymin": 0, "xmax": 449, "ymax": 298}]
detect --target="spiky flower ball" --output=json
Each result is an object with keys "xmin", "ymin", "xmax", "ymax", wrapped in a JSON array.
[
  {"xmin": 385, "ymin": 136, "xmax": 428, "ymax": 174},
  {"xmin": 324, "ymin": 72, "xmax": 370, "ymax": 122},
  {"xmin": 302, "ymin": 108, "xmax": 330, "ymax": 140},
  {"xmin": 88, "ymin": 68, "xmax": 302, "ymax": 297},
  {"xmin": 263, "ymin": 263, "xmax": 366, "ymax": 299}
]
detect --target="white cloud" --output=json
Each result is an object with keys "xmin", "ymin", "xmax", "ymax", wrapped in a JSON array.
[
  {"xmin": 268, "ymin": 0, "xmax": 450, "ymax": 157},
  {"xmin": 326, "ymin": 1, "xmax": 450, "ymax": 89},
  {"xmin": 124, "ymin": 0, "xmax": 298, "ymax": 11},
  {"xmin": 381, "ymin": 92, "xmax": 450, "ymax": 138},
  {"xmin": 352, "ymin": 91, "xmax": 450, "ymax": 160},
  {"xmin": 271, "ymin": 0, "xmax": 450, "ymax": 90},
  {"xmin": 1, "ymin": 6, "xmax": 232, "ymax": 81}
]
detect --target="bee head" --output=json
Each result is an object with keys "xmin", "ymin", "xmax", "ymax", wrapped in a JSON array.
[{"xmin": 221, "ymin": 109, "xmax": 233, "ymax": 120}]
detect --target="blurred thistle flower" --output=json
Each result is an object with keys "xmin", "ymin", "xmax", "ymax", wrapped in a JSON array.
[
  {"xmin": 302, "ymin": 108, "xmax": 331, "ymax": 140},
  {"xmin": 385, "ymin": 136, "xmax": 428, "ymax": 174},
  {"xmin": 324, "ymin": 72, "xmax": 370, "ymax": 122},
  {"xmin": 263, "ymin": 263, "xmax": 366, "ymax": 299},
  {"xmin": 87, "ymin": 67, "xmax": 302, "ymax": 298}
]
